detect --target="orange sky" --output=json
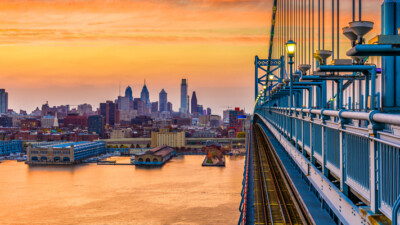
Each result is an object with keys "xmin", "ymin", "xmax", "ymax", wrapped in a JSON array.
[{"xmin": 0, "ymin": 0, "xmax": 382, "ymax": 114}]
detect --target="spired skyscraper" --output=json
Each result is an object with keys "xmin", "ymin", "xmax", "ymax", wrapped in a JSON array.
[
  {"xmin": 140, "ymin": 80, "xmax": 150, "ymax": 108},
  {"xmin": 159, "ymin": 89, "xmax": 168, "ymax": 112},
  {"xmin": 180, "ymin": 79, "xmax": 188, "ymax": 114},
  {"xmin": 125, "ymin": 86, "xmax": 133, "ymax": 101},
  {"xmin": 0, "ymin": 89, "xmax": 8, "ymax": 114}
]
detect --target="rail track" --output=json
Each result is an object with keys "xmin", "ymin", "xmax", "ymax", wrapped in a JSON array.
[{"xmin": 253, "ymin": 124, "xmax": 312, "ymax": 225}]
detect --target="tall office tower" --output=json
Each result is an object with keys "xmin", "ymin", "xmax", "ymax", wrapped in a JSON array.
[
  {"xmin": 140, "ymin": 80, "xmax": 150, "ymax": 107},
  {"xmin": 191, "ymin": 91, "xmax": 198, "ymax": 114},
  {"xmin": 187, "ymin": 96, "xmax": 190, "ymax": 114},
  {"xmin": 0, "ymin": 89, "xmax": 8, "ymax": 114},
  {"xmin": 125, "ymin": 86, "xmax": 133, "ymax": 101},
  {"xmin": 159, "ymin": 89, "xmax": 168, "ymax": 112},
  {"xmin": 180, "ymin": 79, "xmax": 188, "ymax": 113},
  {"xmin": 100, "ymin": 101, "xmax": 120, "ymax": 126}
]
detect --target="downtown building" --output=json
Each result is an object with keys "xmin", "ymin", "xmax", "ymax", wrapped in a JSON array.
[
  {"xmin": 88, "ymin": 115, "xmax": 104, "ymax": 138},
  {"xmin": 100, "ymin": 101, "xmax": 120, "ymax": 126},
  {"xmin": 180, "ymin": 79, "xmax": 188, "ymax": 114},
  {"xmin": 159, "ymin": 89, "xmax": 168, "ymax": 112},
  {"xmin": 0, "ymin": 89, "xmax": 8, "ymax": 114}
]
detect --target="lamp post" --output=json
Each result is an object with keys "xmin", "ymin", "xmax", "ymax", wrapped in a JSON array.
[{"xmin": 286, "ymin": 40, "xmax": 296, "ymax": 140}]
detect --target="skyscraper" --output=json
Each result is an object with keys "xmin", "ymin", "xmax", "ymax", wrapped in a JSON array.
[
  {"xmin": 159, "ymin": 89, "xmax": 167, "ymax": 112},
  {"xmin": 180, "ymin": 79, "xmax": 188, "ymax": 113},
  {"xmin": 140, "ymin": 80, "xmax": 150, "ymax": 107},
  {"xmin": 0, "ymin": 89, "xmax": 8, "ymax": 114},
  {"xmin": 100, "ymin": 101, "xmax": 120, "ymax": 126},
  {"xmin": 191, "ymin": 91, "xmax": 197, "ymax": 114},
  {"xmin": 125, "ymin": 86, "xmax": 133, "ymax": 101}
]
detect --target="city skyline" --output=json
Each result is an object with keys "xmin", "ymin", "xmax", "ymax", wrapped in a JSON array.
[{"xmin": 1, "ymin": 0, "xmax": 380, "ymax": 115}]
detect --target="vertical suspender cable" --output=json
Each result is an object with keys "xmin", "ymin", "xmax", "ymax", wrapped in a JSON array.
[
  {"xmin": 318, "ymin": 0, "xmax": 321, "ymax": 50},
  {"xmin": 359, "ymin": 0, "xmax": 362, "ymax": 21},
  {"xmin": 352, "ymin": 0, "xmax": 355, "ymax": 22},
  {"xmin": 312, "ymin": 0, "xmax": 315, "ymax": 69},
  {"xmin": 337, "ymin": 0, "xmax": 339, "ymax": 59},
  {"xmin": 332, "ymin": 0, "xmax": 335, "ymax": 60},
  {"xmin": 309, "ymin": 0, "xmax": 311, "ymax": 65},
  {"xmin": 322, "ymin": 0, "xmax": 325, "ymax": 50}
]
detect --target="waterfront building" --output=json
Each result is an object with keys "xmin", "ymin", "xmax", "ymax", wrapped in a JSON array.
[
  {"xmin": 151, "ymin": 128, "xmax": 185, "ymax": 148},
  {"xmin": 180, "ymin": 79, "xmax": 188, "ymax": 113},
  {"xmin": 207, "ymin": 107, "xmax": 211, "ymax": 115},
  {"xmin": 0, "ymin": 140, "xmax": 22, "ymax": 156},
  {"xmin": 134, "ymin": 145, "xmax": 176, "ymax": 166},
  {"xmin": 191, "ymin": 91, "xmax": 197, "ymax": 115},
  {"xmin": 140, "ymin": 81, "xmax": 150, "ymax": 107},
  {"xmin": 0, "ymin": 89, "xmax": 8, "ymax": 114},
  {"xmin": 125, "ymin": 86, "xmax": 133, "ymax": 101},
  {"xmin": 27, "ymin": 141, "xmax": 106, "ymax": 164},
  {"xmin": 100, "ymin": 101, "xmax": 120, "ymax": 126},
  {"xmin": 88, "ymin": 115, "xmax": 104, "ymax": 137},
  {"xmin": 159, "ymin": 89, "xmax": 167, "ymax": 112}
]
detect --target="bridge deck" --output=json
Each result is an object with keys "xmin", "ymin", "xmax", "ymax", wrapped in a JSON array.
[{"xmin": 253, "ymin": 124, "xmax": 310, "ymax": 224}]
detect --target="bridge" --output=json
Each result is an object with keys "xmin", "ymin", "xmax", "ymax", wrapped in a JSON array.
[{"xmin": 239, "ymin": 0, "xmax": 400, "ymax": 224}]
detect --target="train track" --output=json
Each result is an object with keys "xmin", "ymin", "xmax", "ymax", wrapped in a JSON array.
[{"xmin": 253, "ymin": 124, "xmax": 312, "ymax": 225}]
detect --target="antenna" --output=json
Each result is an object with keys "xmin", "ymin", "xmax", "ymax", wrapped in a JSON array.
[{"xmin": 119, "ymin": 81, "xmax": 121, "ymax": 96}]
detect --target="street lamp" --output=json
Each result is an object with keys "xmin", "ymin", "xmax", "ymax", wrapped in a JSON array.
[{"xmin": 286, "ymin": 40, "xmax": 296, "ymax": 140}]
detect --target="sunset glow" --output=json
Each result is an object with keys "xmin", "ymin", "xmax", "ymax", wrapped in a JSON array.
[{"xmin": 1, "ymin": 0, "xmax": 381, "ymax": 113}]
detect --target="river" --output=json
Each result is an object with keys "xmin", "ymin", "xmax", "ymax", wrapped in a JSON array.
[{"xmin": 0, "ymin": 155, "xmax": 244, "ymax": 225}]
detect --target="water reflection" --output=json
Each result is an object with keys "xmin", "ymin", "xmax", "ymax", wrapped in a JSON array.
[{"xmin": 0, "ymin": 155, "xmax": 244, "ymax": 225}]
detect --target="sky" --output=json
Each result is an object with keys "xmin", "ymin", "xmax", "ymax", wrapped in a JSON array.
[{"xmin": 1, "ymin": 0, "xmax": 382, "ymax": 115}]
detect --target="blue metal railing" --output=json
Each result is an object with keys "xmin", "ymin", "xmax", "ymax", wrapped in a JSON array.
[
  {"xmin": 238, "ymin": 126, "xmax": 252, "ymax": 225},
  {"xmin": 255, "ymin": 106, "xmax": 400, "ymax": 223}
]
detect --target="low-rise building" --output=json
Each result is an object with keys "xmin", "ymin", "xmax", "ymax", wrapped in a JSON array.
[
  {"xmin": 110, "ymin": 128, "xmax": 132, "ymax": 139},
  {"xmin": 151, "ymin": 128, "xmax": 185, "ymax": 148},
  {"xmin": 134, "ymin": 145, "xmax": 176, "ymax": 166},
  {"xmin": 27, "ymin": 141, "xmax": 105, "ymax": 164}
]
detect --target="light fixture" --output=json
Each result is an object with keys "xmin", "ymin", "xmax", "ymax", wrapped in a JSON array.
[
  {"xmin": 285, "ymin": 40, "xmax": 296, "ymax": 57},
  {"xmin": 268, "ymin": 74, "xmax": 274, "ymax": 80},
  {"xmin": 263, "ymin": 85, "xmax": 267, "ymax": 90}
]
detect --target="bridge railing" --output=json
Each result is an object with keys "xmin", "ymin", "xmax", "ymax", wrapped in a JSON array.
[
  {"xmin": 238, "ymin": 127, "xmax": 251, "ymax": 225},
  {"xmin": 255, "ymin": 106, "xmax": 400, "ymax": 223}
]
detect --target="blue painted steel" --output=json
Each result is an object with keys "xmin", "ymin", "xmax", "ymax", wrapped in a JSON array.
[
  {"xmin": 379, "ymin": 141, "xmax": 400, "ymax": 219},
  {"xmin": 345, "ymin": 133, "xmax": 370, "ymax": 193},
  {"xmin": 312, "ymin": 124, "xmax": 323, "ymax": 157},
  {"xmin": 325, "ymin": 127, "xmax": 340, "ymax": 170},
  {"xmin": 304, "ymin": 121, "xmax": 310, "ymax": 148}
]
